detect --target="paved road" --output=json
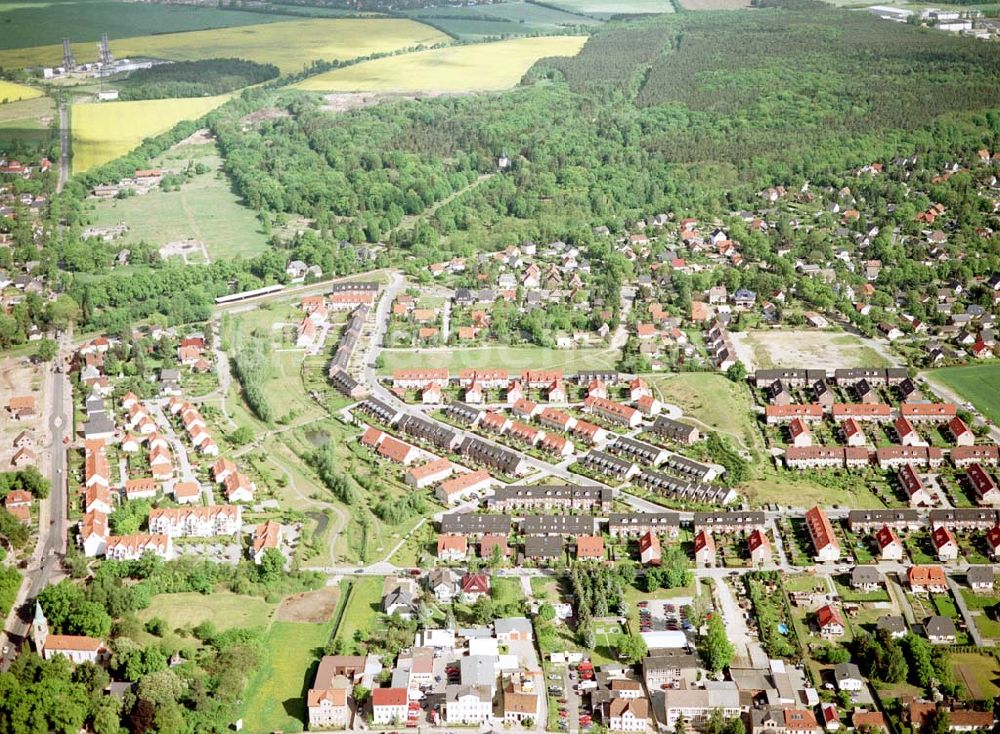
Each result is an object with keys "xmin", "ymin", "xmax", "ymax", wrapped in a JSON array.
[{"xmin": 1, "ymin": 345, "xmax": 70, "ymax": 671}]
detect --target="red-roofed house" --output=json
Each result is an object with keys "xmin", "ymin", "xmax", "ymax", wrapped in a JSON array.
[
  {"xmin": 815, "ymin": 604, "xmax": 845, "ymax": 637},
  {"xmin": 437, "ymin": 534, "xmax": 468, "ymax": 562}
]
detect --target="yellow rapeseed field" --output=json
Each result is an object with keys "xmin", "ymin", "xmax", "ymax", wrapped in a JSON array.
[
  {"xmin": 0, "ymin": 18, "xmax": 448, "ymax": 74},
  {"xmin": 295, "ymin": 36, "xmax": 587, "ymax": 93},
  {"xmin": 0, "ymin": 80, "xmax": 43, "ymax": 104},
  {"xmin": 71, "ymin": 95, "xmax": 229, "ymax": 173}
]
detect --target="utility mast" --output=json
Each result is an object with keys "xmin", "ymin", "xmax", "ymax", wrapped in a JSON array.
[{"xmin": 61, "ymin": 37, "xmax": 75, "ymax": 70}]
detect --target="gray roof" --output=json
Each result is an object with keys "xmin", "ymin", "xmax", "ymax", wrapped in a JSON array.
[
  {"xmin": 446, "ymin": 684, "xmax": 492, "ymax": 703},
  {"xmin": 494, "ymin": 617, "xmax": 532, "ymax": 635},
  {"xmin": 461, "ymin": 655, "xmax": 498, "ymax": 688},
  {"xmin": 833, "ymin": 662, "xmax": 863, "ymax": 682},
  {"xmin": 924, "ymin": 615, "xmax": 957, "ymax": 638},
  {"xmin": 83, "ymin": 412, "xmax": 115, "ymax": 437},
  {"xmin": 876, "ymin": 616, "xmax": 907, "ymax": 635},
  {"xmin": 967, "ymin": 566, "xmax": 995, "ymax": 585},
  {"xmin": 524, "ymin": 535, "xmax": 564, "ymax": 558},
  {"xmin": 851, "ymin": 566, "xmax": 882, "ymax": 585}
]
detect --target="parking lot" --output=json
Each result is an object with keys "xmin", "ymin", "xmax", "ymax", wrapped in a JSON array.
[{"xmin": 638, "ymin": 597, "xmax": 695, "ymax": 634}]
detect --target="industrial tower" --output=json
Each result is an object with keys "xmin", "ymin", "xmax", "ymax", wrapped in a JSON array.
[
  {"xmin": 99, "ymin": 32, "xmax": 113, "ymax": 65},
  {"xmin": 61, "ymin": 37, "xmax": 75, "ymax": 70}
]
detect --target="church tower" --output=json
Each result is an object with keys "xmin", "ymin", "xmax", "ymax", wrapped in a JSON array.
[{"xmin": 31, "ymin": 601, "xmax": 49, "ymax": 653}]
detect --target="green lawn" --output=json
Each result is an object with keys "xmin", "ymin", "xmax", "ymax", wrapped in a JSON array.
[
  {"xmin": 137, "ymin": 591, "xmax": 276, "ymax": 632},
  {"xmin": 379, "ymin": 345, "xmax": 620, "ymax": 374},
  {"xmin": 86, "ymin": 142, "xmax": 269, "ymax": 262},
  {"xmin": 240, "ymin": 620, "xmax": 334, "ymax": 733},
  {"xmin": 927, "ymin": 364, "xmax": 1000, "ymax": 425},
  {"xmin": 644, "ymin": 372, "xmax": 759, "ymax": 452},
  {"xmin": 950, "ymin": 652, "xmax": 1000, "ymax": 701},
  {"xmin": 332, "ymin": 576, "xmax": 384, "ymax": 649}
]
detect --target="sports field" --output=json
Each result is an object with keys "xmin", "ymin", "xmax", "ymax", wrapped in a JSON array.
[
  {"xmin": 240, "ymin": 620, "xmax": 334, "ymax": 732},
  {"xmin": 296, "ymin": 35, "xmax": 587, "ymax": 93},
  {"xmin": 0, "ymin": 80, "xmax": 42, "ymax": 104},
  {"xmin": 71, "ymin": 95, "xmax": 229, "ymax": 173},
  {"xmin": 544, "ymin": 0, "xmax": 675, "ymax": 17},
  {"xmin": 137, "ymin": 591, "xmax": 276, "ymax": 632},
  {"xmin": 927, "ymin": 364, "xmax": 1000, "ymax": 425},
  {"xmin": 88, "ymin": 143, "xmax": 270, "ymax": 261},
  {"xmin": 378, "ymin": 344, "xmax": 619, "ymax": 374},
  {"xmin": 0, "ymin": 17, "xmax": 448, "ymax": 73}
]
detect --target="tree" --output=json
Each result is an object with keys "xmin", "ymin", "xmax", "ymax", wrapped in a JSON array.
[
  {"xmin": 675, "ymin": 717, "xmax": 687, "ymax": 734},
  {"xmin": 256, "ymin": 548, "xmax": 284, "ymax": 584},
  {"xmin": 698, "ymin": 614, "xmax": 735, "ymax": 674},
  {"xmin": 34, "ymin": 338, "xmax": 57, "ymax": 362},
  {"xmin": 921, "ymin": 707, "xmax": 950, "ymax": 734},
  {"xmin": 472, "ymin": 595, "xmax": 495, "ymax": 625},
  {"xmin": 616, "ymin": 633, "xmax": 648, "ymax": 664},
  {"xmin": 725, "ymin": 361, "xmax": 747, "ymax": 383},
  {"xmin": 353, "ymin": 685, "xmax": 371, "ymax": 705},
  {"xmin": 230, "ymin": 426, "xmax": 254, "ymax": 446},
  {"xmin": 537, "ymin": 603, "xmax": 556, "ymax": 623}
]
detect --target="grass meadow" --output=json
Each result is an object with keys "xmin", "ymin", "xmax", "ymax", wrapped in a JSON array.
[
  {"xmin": 87, "ymin": 143, "xmax": 270, "ymax": 260},
  {"xmin": 297, "ymin": 35, "xmax": 586, "ymax": 93},
  {"xmin": 137, "ymin": 591, "xmax": 277, "ymax": 632},
  {"xmin": 927, "ymin": 364, "xmax": 1000, "ymax": 425},
  {"xmin": 240, "ymin": 620, "xmax": 334, "ymax": 732}
]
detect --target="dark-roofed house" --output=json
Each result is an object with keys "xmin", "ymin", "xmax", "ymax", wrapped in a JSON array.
[
  {"xmin": 924, "ymin": 615, "xmax": 957, "ymax": 644},
  {"xmin": 524, "ymin": 535, "xmax": 564, "ymax": 562},
  {"xmin": 458, "ymin": 437, "xmax": 529, "ymax": 476},
  {"xmin": 440, "ymin": 514, "xmax": 512, "ymax": 537},
  {"xmin": 693, "ymin": 511, "xmax": 765, "ymax": 535},
  {"xmin": 608, "ymin": 513, "xmax": 680, "ymax": 538},
  {"xmin": 850, "ymin": 566, "xmax": 882, "ymax": 591},
  {"xmin": 650, "ymin": 416, "xmax": 700, "ymax": 445},
  {"xmin": 520, "ymin": 515, "xmax": 595, "ymax": 536},
  {"xmin": 490, "ymin": 485, "xmax": 612, "ymax": 513}
]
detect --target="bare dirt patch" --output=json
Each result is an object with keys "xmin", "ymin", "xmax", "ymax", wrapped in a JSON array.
[
  {"xmin": 956, "ymin": 664, "xmax": 982, "ymax": 699},
  {"xmin": 172, "ymin": 128, "xmax": 215, "ymax": 149},
  {"xmin": 275, "ymin": 585, "xmax": 341, "ymax": 624},
  {"xmin": 731, "ymin": 329, "xmax": 894, "ymax": 370},
  {"xmin": 0, "ymin": 356, "xmax": 50, "ymax": 475}
]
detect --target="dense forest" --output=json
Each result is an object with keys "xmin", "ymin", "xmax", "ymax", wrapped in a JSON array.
[
  {"xmin": 116, "ymin": 58, "xmax": 279, "ymax": 101},
  {"xmin": 43, "ymin": 0, "xmax": 1000, "ymax": 332}
]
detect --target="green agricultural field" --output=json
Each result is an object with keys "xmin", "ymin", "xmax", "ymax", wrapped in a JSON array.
[
  {"xmin": 296, "ymin": 35, "xmax": 586, "ymax": 93},
  {"xmin": 0, "ymin": 0, "xmax": 299, "ymax": 52},
  {"xmin": 403, "ymin": 2, "xmax": 601, "ymax": 39},
  {"xmin": 71, "ymin": 95, "xmax": 230, "ymax": 173},
  {"xmin": 379, "ymin": 344, "xmax": 619, "ymax": 374},
  {"xmin": 543, "ymin": 0, "xmax": 674, "ymax": 17},
  {"xmin": 926, "ymin": 364, "xmax": 1000, "ymax": 425},
  {"xmin": 87, "ymin": 142, "xmax": 270, "ymax": 261},
  {"xmin": 331, "ymin": 576, "xmax": 384, "ymax": 648},
  {"xmin": 0, "ymin": 17, "xmax": 449, "ymax": 73},
  {"xmin": 240, "ymin": 620, "xmax": 334, "ymax": 733},
  {"xmin": 137, "ymin": 591, "xmax": 276, "ymax": 632},
  {"xmin": 0, "ymin": 94, "xmax": 54, "ymax": 146}
]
